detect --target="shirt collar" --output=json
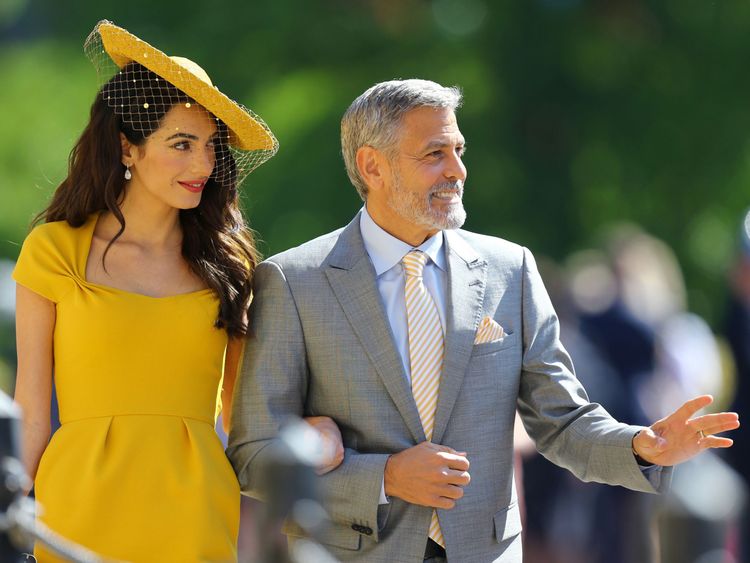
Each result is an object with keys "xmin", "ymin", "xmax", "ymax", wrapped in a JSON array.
[{"xmin": 359, "ymin": 206, "xmax": 446, "ymax": 276}]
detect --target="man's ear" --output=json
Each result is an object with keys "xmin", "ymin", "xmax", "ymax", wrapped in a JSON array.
[
  {"xmin": 120, "ymin": 132, "xmax": 135, "ymax": 166},
  {"xmin": 355, "ymin": 145, "xmax": 390, "ymax": 193}
]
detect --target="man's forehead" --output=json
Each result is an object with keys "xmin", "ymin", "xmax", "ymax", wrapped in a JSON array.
[
  {"xmin": 401, "ymin": 105, "xmax": 457, "ymax": 123},
  {"xmin": 398, "ymin": 106, "xmax": 463, "ymax": 146}
]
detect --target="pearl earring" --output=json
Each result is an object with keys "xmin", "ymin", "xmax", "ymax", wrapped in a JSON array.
[{"xmin": 124, "ymin": 165, "xmax": 132, "ymax": 180}]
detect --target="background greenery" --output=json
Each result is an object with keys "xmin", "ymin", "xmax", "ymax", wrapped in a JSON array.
[{"xmin": 2, "ymin": 0, "xmax": 750, "ymax": 387}]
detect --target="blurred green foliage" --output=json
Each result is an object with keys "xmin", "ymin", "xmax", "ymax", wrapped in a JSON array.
[{"xmin": 2, "ymin": 0, "xmax": 750, "ymax": 336}]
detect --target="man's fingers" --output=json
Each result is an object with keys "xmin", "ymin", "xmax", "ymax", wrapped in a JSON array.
[
  {"xmin": 437, "ymin": 451, "xmax": 470, "ymax": 471},
  {"xmin": 433, "ymin": 497, "xmax": 456, "ymax": 510},
  {"xmin": 672, "ymin": 395, "xmax": 714, "ymax": 422},
  {"xmin": 435, "ymin": 484, "xmax": 465, "ymax": 501},
  {"xmin": 429, "ymin": 443, "xmax": 462, "ymax": 454},
  {"xmin": 423, "ymin": 442, "xmax": 469, "ymax": 458},
  {"xmin": 700, "ymin": 422, "xmax": 741, "ymax": 438},
  {"xmin": 690, "ymin": 412, "xmax": 740, "ymax": 426},
  {"xmin": 695, "ymin": 418, "xmax": 741, "ymax": 440},
  {"xmin": 454, "ymin": 470, "xmax": 471, "ymax": 486},
  {"xmin": 447, "ymin": 484, "xmax": 465, "ymax": 500},
  {"xmin": 700, "ymin": 436, "xmax": 734, "ymax": 449},
  {"xmin": 690, "ymin": 413, "xmax": 740, "ymax": 435},
  {"xmin": 443, "ymin": 469, "xmax": 471, "ymax": 486},
  {"xmin": 428, "ymin": 443, "xmax": 467, "ymax": 456}
]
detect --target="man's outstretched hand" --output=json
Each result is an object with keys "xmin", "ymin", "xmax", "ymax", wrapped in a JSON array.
[{"xmin": 632, "ymin": 395, "xmax": 740, "ymax": 466}]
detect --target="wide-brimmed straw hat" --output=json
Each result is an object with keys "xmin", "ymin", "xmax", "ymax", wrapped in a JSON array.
[{"xmin": 84, "ymin": 20, "xmax": 278, "ymax": 180}]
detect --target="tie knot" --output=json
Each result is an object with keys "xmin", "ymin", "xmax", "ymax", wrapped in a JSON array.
[{"xmin": 403, "ymin": 250, "xmax": 429, "ymax": 278}]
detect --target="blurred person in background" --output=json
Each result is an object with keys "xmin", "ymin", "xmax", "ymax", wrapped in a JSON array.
[
  {"xmin": 724, "ymin": 209, "xmax": 750, "ymax": 563},
  {"xmin": 12, "ymin": 21, "xmax": 342, "ymax": 562},
  {"xmin": 521, "ymin": 254, "xmax": 639, "ymax": 563},
  {"xmin": 523, "ymin": 225, "xmax": 742, "ymax": 563},
  {"xmin": 597, "ymin": 226, "xmax": 744, "ymax": 563},
  {"xmin": 612, "ymin": 226, "xmax": 747, "ymax": 563}
]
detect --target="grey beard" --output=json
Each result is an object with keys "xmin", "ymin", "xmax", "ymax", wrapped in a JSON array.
[{"xmin": 388, "ymin": 179, "xmax": 467, "ymax": 232}]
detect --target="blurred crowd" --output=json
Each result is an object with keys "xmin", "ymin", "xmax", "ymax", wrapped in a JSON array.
[{"xmin": 518, "ymin": 215, "xmax": 750, "ymax": 563}]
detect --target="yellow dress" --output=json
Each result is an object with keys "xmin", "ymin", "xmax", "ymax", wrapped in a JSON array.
[{"xmin": 13, "ymin": 215, "xmax": 240, "ymax": 562}]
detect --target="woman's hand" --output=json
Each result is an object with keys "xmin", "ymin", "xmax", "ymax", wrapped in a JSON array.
[{"xmin": 303, "ymin": 416, "xmax": 345, "ymax": 475}]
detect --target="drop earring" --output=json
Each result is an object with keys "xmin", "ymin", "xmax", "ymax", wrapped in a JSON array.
[{"xmin": 124, "ymin": 165, "xmax": 132, "ymax": 180}]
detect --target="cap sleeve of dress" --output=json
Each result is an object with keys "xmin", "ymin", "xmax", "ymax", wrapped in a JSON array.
[{"xmin": 12, "ymin": 222, "xmax": 79, "ymax": 303}]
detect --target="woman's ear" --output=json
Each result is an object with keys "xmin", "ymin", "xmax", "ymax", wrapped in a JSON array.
[{"xmin": 120, "ymin": 132, "xmax": 135, "ymax": 166}]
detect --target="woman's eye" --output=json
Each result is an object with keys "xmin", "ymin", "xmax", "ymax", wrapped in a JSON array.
[{"xmin": 173, "ymin": 141, "xmax": 190, "ymax": 151}]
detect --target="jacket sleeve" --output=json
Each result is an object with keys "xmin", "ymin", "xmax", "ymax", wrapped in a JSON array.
[
  {"xmin": 226, "ymin": 260, "xmax": 389, "ymax": 540},
  {"xmin": 516, "ymin": 247, "xmax": 672, "ymax": 493}
]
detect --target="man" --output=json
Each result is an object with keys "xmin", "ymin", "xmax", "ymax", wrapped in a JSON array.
[{"xmin": 227, "ymin": 79, "xmax": 740, "ymax": 562}]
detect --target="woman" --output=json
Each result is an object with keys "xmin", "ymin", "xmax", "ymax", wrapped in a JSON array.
[{"xmin": 13, "ymin": 21, "xmax": 341, "ymax": 562}]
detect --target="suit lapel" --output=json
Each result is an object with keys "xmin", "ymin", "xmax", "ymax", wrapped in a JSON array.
[
  {"xmin": 432, "ymin": 230, "xmax": 488, "ymax": 444},
  {"xmin": 324, "ymin": 214, "xmax": 425, "ymax": 443}
]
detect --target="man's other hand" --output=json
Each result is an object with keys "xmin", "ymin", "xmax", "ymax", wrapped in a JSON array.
[{"xmin": 384, "ymin": 441, "xmax": 471, "ymax": 509}]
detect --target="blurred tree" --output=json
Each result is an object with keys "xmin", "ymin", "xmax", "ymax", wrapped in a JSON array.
[{"xmin": 2, "ymin": 0, "xmax": 750, "ymax": 328}]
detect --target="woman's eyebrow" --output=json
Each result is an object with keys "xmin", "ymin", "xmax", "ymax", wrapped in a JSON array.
[{"xmin": 165, "ymin": 132, "xmax": 199, "ymax": 141}]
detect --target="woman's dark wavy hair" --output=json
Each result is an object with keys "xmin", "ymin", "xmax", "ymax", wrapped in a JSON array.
[{"xmin": 36, "ymin": 63, "xmax": 258, "ymax": 337}]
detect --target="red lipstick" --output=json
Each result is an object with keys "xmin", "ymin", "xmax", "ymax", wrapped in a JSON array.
[{"xmin": 178, "ymin": 179, "xmax": 207, "ymax": 193}]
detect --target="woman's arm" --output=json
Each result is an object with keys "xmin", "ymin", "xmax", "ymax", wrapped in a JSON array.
[
  {"xmin": 13, "ymin": 284, "xmax": 55, "ymax": 483},
  {"xmin": 221, "ymin": 336, "xmax": 243, "ymax": 435},
  {"xmin": 223, "ymin": 332, "xmax": 343, "ymax": 473}
]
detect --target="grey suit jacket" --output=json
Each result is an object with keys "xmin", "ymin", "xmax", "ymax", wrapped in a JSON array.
[{"xmin": 227, "ymin": 212, "xmax": 671, "ymax": 563}]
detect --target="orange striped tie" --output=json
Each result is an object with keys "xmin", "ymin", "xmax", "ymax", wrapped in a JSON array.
[{"xmin": 403, "ymin": 250, "xmax": 445, "ymax": 548}]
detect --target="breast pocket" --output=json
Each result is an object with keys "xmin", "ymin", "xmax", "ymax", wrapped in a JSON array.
[
  {"xmin": 471, "ymin": 331, "xmax": 518, "ymax": 357},
  {"xmin": 464, "ymin": 331, "xmax": 522, "ymax": 417}
]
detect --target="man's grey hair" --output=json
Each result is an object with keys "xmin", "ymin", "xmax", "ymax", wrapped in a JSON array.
[{"xmin": 341, "ymin": 79, "xmax": 463, "ymax": 201}]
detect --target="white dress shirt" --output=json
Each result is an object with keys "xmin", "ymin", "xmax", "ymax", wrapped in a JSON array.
[
  {"xmin": 359, "ymin": 206, "xmax": 450, "ymax": 505},
  {"xmin": 359, "ymin": 206, "xmax": 447, "ymax": 383}
]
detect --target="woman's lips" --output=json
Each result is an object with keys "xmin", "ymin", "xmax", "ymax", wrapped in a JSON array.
[{"xmin": 178, "ymin": 180, "xmax": 207, "ymax": 193}]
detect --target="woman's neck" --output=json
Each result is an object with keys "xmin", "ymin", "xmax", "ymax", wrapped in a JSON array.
[{"xmin": 100, "ymin": 192, "xmax": 183, "ymax": 249}]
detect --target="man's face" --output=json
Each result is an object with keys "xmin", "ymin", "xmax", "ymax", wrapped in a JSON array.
[{"xmin": 371, "ymin": 106, "xmax": 467, "ymax": 245}]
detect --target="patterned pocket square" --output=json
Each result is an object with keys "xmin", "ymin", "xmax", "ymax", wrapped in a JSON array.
[{"xmin": 474, "ymin": 316, "xmax": 506, "ymax": 344}]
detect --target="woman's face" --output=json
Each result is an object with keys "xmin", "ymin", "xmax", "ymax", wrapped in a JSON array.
[{"xmin": 124, "ymin": 103, "xmax": 219, "ymax": 210}]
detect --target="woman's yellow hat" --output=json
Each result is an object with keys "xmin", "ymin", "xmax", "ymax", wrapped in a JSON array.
[{"xmin": 84, "ymin": 20, "xmax": 278, "ymax": 178}]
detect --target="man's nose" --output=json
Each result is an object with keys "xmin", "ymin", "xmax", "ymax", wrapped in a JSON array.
[{"xmin": 444, "ymin": 151, "xmax": 467, "ymax": 182}]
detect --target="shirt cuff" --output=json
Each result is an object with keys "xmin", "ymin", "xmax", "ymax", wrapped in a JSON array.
[
  {"xmin": 379, "ymin": 478, "xmax": 389, "ymax": 505},
  {"xmin": 640, "ymin": 463, "xmax": 663, "ymax": 489}
]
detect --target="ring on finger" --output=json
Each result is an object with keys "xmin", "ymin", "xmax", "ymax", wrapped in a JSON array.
[{"xmin": 698, "ymin": 429, "xmax": 705, "ymax": 439}]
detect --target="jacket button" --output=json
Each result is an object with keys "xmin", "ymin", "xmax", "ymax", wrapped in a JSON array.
[{"xmin": 362, "ymin": 527, "xmax": 373, "ymax": 535}]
